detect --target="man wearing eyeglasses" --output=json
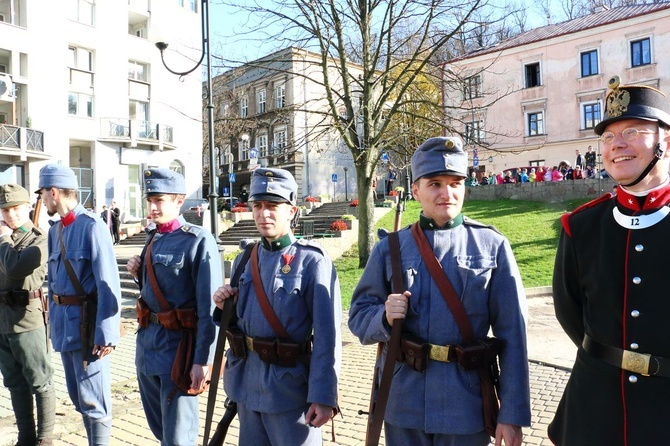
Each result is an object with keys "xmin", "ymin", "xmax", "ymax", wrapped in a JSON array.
[{"xmin": 549, "ymin": 76, "xmax": 670, "ymax": 445}]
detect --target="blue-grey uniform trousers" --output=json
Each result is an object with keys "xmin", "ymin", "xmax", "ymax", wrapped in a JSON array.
[
  {"xmin": 385, "ymin": 423, "xmax": 491, "ymax": 446},
  {"xmin": 237, "ymin": 402, "xmax": 323, "ymax": 446},
  {"xmin": 137, "ymin": 372, "xmax": 199, "ymax": 446},
  {"xmin": 61, "ymin": 350, "xmax": 112, "ymax": 445}
]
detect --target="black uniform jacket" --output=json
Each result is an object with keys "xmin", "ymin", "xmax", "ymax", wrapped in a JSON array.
[{"xmin": 549, "ymin": 183, "xmax": 670, "ymax": 446}]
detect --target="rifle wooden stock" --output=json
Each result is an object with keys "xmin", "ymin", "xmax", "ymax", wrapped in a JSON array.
[
  {"xmin": 32, "ymin": 198, "xmax": 42, "ymax": 226},
  {"xmin": 363, "ymin": 193, "xmax": 406, "ymax": 446}
]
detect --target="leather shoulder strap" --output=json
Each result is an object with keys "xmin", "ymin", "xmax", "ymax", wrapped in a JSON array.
[
  {"xmin": 144, "ymin": 235, "xmax": 172, "ymax": 311},
  {"xmin": 58, "ymin": 222, "xmax": 86, "ymax": 296},
  {"xmin": 410, "ymin": 222, "xmax": 475, "ymax": 343},
  {"xmin": 250, "ymin": 243, "xmax": 291, "ymax": 339}
]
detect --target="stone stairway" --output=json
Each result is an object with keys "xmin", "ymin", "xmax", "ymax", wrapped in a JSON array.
[{"xmin": 218, "ymin": 202, "xmax": 356, "ymax": 246}]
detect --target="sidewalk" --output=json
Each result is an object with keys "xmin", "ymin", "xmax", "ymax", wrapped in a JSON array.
[{"xmin": 0, "ymin": 293, "xmax": 574, "ymax": 446}]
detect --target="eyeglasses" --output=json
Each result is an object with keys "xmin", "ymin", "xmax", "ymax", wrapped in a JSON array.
[{"xmin": 599, "ymin": 128, "xmax": 656, "ymax": 144}]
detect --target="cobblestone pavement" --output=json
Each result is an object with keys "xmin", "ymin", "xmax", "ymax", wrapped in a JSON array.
[{"xmin": 0, "ymin": 308, "xmax": 571, "ymax": 446}]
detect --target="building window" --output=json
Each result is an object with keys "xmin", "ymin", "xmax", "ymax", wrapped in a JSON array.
[
  {"xmin": 631, "ymin": 38, "xmax": 651, "ymax": 67},
  {"xmin": 273, "ymin": 129, "xmax": 287, "ymax": 152},
  {"xmin": 170, "ymin": 160, "xmax": 184, "ymax": 176},
  {"xmin": 580, "ymin": 50, "xmax": 598, "ymax": 77},
  {"xmin": 70, "ymin": 0, "xmax": 94, "ymax": 26},
  {"xmin": 128, "ymin": 61, "xmax": 148, "ymax": 82},
  {"xmin": 524, "ymin": 62, "xmax": 541, "ymax": 88},
  {"xmin": 257, "ymin": 134, "xmax": 268, "ymax": 157},
  {"xmin": 68, "ymin": 93, "xmax": 93, "ymax": 117},
  {"xmin": 582, "ymin": 102, "xmax": 601, "ymax": 130},
  {"xmin": 239, "ymin": 137, "xmax": 250, "ymax": 161},
  {"xmin": 69, "ymin": 46, "xmax": 92, "ymax": 72},
  {"xmin": 240, "ymin": 96, "xmax": 248, "ymax": 118},
  {"xmin": 527, "ymin": 112, "xmax": 544, "ymax": 136},
  {"xmin": 275, "ymin": 84, "xmax": 285, "ymax": 109},
  {"xmin": 465, "ymin": 121, "xmax": 484, "ymax": 144},
  {"xmin": 257, "ymin": 89, "xmax": 266, "ymax": 114},
  {"xmin": 463, "ymin": 75, "xmax": 482, "ymax": 100}
]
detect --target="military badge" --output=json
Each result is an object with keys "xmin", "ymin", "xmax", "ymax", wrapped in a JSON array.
[{"xmin": 281, "ymin": 253, "xmax": 294, "ymax": 274}]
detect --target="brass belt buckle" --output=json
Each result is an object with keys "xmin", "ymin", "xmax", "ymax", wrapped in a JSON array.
[
  {"xmin": 428, "ymin": 344, "xmax": 452, "ymax": 363},
  {"xmin": 622, "ymin": 350, "xmax": 651, "ymax": 376}
]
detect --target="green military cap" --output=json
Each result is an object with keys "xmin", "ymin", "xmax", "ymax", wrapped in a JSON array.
[{"xmin": 0, "ymin": 184, "xmax": 30, "ymax": 209}]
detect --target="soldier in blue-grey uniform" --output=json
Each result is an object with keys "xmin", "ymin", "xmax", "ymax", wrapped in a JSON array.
[
  {"xmin": 349, "ymin": 137, "xmax": 531, "ymax": 446},
  {"xmin": 126, "ymin": 167, "xmax": 221, "ymax": 445},
  {"xmin": 36, "ymin": 164, "xmax": 121, "ymax": 445},
  {"xmin": 212, "ymin": 167, "xmax": 342, "ymax": 445},
  {"xmin": 0, "ymin": 184, "xmax": 55, "ymax": 446},
  {"xmin": 549, "ymin": 78, "xmax": 670, "ymax": 445}
]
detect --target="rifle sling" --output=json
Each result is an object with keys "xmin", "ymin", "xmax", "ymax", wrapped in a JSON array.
[
  {"xmin": 366, "ymin": 231, "xmax": 404, "ymax": 446},
  {"xmin": 249, "ymin": 243, "xmax": 291, "ymax": 339},
  {"xmin": 203, "ymin": 243, "xmax": 256, "ymax": 446},
  {"xmin": 410, "ymin": 222, "xmax": 475, "ymax": 343},
  {"xmin": 58, "ymin": 222, "xmax": 87, "ymax": 297}
]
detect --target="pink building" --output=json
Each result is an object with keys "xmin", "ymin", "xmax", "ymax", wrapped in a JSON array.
[{"xmin": 443, "ymin": 3, "xmax": 670, "ymax": 177}]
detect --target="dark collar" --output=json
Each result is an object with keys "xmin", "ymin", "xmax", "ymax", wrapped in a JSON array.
[
  {"xmin": 419, "ymin": 213, "xmax": 464, "ymax": 230},
  {"xmin": 617, "ymin": 180, "xmax": 670, "ymax": 212},
  {"xmin": 261, "ymin": 233, "xmax": 294, "ymax": 251}
]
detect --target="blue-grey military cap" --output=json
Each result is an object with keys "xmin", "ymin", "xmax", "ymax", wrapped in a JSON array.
[
  {"xmin": 144, "ymin": 168, "xmax": 186, "ymax": 196},
  {"xmin": 248, "ymin": 168, "xmax": 297, "ymax": 204},
  {"xmin": 35, "ymin": 164, "xmax": 78, "ymax": 193},
  {"xmin": 411, "ymin": 136, "xmax": 468, "ymax": 181}
]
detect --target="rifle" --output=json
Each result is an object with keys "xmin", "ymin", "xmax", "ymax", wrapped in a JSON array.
[
  {"xmin": 359, "ymin": 190, "xmax": 407, "ymax": 446},
  {"xmin": 32, "ymin": 198, "xmax": 42, "ymax": 227}
]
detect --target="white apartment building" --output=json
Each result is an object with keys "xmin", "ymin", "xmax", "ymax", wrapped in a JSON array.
[
  {"xmin": 0, "ymin": 0, "xmax": 205, "ymax": 224},
  {"xmin": 211, "ymin": 47, "xmax": 360, "ymax": 202},
  {"xmin": 444, "ymin": 3, "xmax": 670, "ymax": 177}
]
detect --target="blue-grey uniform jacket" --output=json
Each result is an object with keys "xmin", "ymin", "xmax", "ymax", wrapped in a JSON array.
[
  {"xmin": 47, "ymin": 204, "xmax": 121, "ymax": 352},
  {"xmin": 136, "ymin": 217, "xmax": 221, "ymax": 374},
  {"xmin": 224, "ymin": 235, "xmax": 342, "ymax": 413},
  {"xmin": 349, "ymin": 215, "xmax": 531, "ymax": 434}
]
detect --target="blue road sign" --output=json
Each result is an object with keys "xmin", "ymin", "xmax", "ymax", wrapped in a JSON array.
[
  {"xmin": 381, "ymin": 152, "xmax": 389, "ymax": 163},
  {"xmin": 332, "ymin": 174, "xmax": 338, "ymax": 182},
  {"xmin": 229, "ymin": 173, "xmax": 236, "ymax": 183},
  {"xmin": 473, "ymin": 157, "xmax": 479, "ymax": 167}
]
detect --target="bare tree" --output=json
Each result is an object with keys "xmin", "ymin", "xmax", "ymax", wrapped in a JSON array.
[{"xmin": 213, "ymin": 0, "xmax": 520, "ymax": 266}]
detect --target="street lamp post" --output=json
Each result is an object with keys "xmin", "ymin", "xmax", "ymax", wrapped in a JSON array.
[
  {"xmin": 343, "ymin": 167, "xmax": 348, "ymax": 201},
  {"xmin": 155, "ymin": 0, "xmax": 218, "ymax": 238}
]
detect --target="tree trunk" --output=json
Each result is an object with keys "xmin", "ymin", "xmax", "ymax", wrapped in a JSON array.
[{"xmin": 356, "ymin": 163, "xmax": 376, "ymax": 267}]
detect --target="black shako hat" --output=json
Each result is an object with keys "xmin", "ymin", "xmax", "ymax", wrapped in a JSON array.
[{"xmin": 595, "ymin": 75, "xmax": 670, "ymax": 135}]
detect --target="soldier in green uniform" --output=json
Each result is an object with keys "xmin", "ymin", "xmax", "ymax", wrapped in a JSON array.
[{"xmin": 0, "ymin": 184, "xmax": 54, "ymax": 446}]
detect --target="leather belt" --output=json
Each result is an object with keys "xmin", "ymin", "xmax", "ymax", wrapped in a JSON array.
[
  {"xmin": 583, "ymin": 334, "xmax": 670, "ymax": 378},
  {"xmin": 244, "ymin": 335, "xmax": 311, "ymax": 354},
  {"xmin": 52, "ymin": 294, "xmax": 94, "ymax": 306},
  {"xmin": 148, "ymin": 312, "xmax": 161, "ymax": 325},
  {"xmin": 0, "ymin": 289, "xmax": 43, "ymax": 305}
]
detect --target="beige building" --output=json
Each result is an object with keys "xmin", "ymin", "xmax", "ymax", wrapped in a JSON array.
[
  {"xmin": 443, "ymin": 3, "xmax": 670, "ymax": 178},
  {"xmin": 211, "ymin": 47, "xmax": 361, "ymax": 202},
  {"xmin": 0, "ymin": 0, "xmax": 205, "ymax": 224}
]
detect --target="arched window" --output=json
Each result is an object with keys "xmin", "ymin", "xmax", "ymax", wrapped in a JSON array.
[{"xmin": 170, "ymin": 160, "xmax": 184, "ymax": 176}]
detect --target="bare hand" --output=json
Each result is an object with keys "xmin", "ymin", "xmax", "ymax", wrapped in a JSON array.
[
  {"xmin": 126, "ymin": 255, "xmax": 141, "ymax": 280},
  {"xmin": 212, "ymin": 285, "xmax": 238, "ymax": 310},
  {"xmin": 305, "ymin": 403, "xmax": 335, "ymax": 428},
  {"xmin": 189, "ymin": 364, "xmax": 211, "ymax": 391},
  {"xmin": 92, "ymin": 345, "xmax": 115, "ymax": 359},
  {"xmin": 385, "ymin": 291, "xmax": 411, "ymax": 326},
  {"xmin": 495, "ymin": 423, "xmax": 523, "ymax": 446}
]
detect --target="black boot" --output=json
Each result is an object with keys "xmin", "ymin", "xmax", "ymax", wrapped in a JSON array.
[
  {"xmin": 10, "ymin": 390, "xmax": 36, "ymax": 446},
  {"xmin": 35, "ymin": 384, "xmax": 55, "ymax": 445}
]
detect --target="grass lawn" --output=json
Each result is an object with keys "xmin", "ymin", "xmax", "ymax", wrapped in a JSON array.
[{"xmin": 336, "ymin": 198, "xmax": 590, "ymax": 308}]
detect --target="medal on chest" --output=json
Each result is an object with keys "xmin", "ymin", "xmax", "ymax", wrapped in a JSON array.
[
  {"xmin": 612, "ymin": 206, "xmax": 670, "ymax": 229},
  {"xmin": 281, "ymin": 253, "xmax": 295, "ymax": 274}
]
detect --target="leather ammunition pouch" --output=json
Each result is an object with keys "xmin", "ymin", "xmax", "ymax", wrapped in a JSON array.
[
  {"xmin": 136, "ymin": 298, "xmax": 198, "ymax": 332},
  {"xmin": 225, "ymin": 326, "xmax": 247, "ymax": 359},
  {"xmin": 136, "ymin": 297, "xmax": 150, "ymax": 328},
  {"xmin": 171, "ymin": 327, "xmax": 207, "ymax": 397},
  {"xmin": 455, "ymin": 337, "xmax": 503, "ymax": 371},
  {"xmin": 399, "ymin": 336, "xmax": 430, "ymax": 372}
]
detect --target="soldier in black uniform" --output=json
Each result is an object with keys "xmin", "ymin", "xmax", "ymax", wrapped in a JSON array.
[
  {"xmin": 0, "ymin": 184, "xmax": 54, "ymax": 445},
  {"xmin": 549, "ymin": 76, "xmax": 670, "ymax": 445}
]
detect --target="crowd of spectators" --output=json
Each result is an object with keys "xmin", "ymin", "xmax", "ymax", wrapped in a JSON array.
[{"xmin": 466, "ymin": 163, "xmax": 600, "ymax": 186}]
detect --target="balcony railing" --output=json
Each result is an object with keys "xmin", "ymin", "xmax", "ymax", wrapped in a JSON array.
[
  {"xmin": 99, "ymin": 118, "xmax": 174, "ymax": 149},
  {"xmin": 0, "ymin": 124, "xmax": 45, "ymax": 154}
]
